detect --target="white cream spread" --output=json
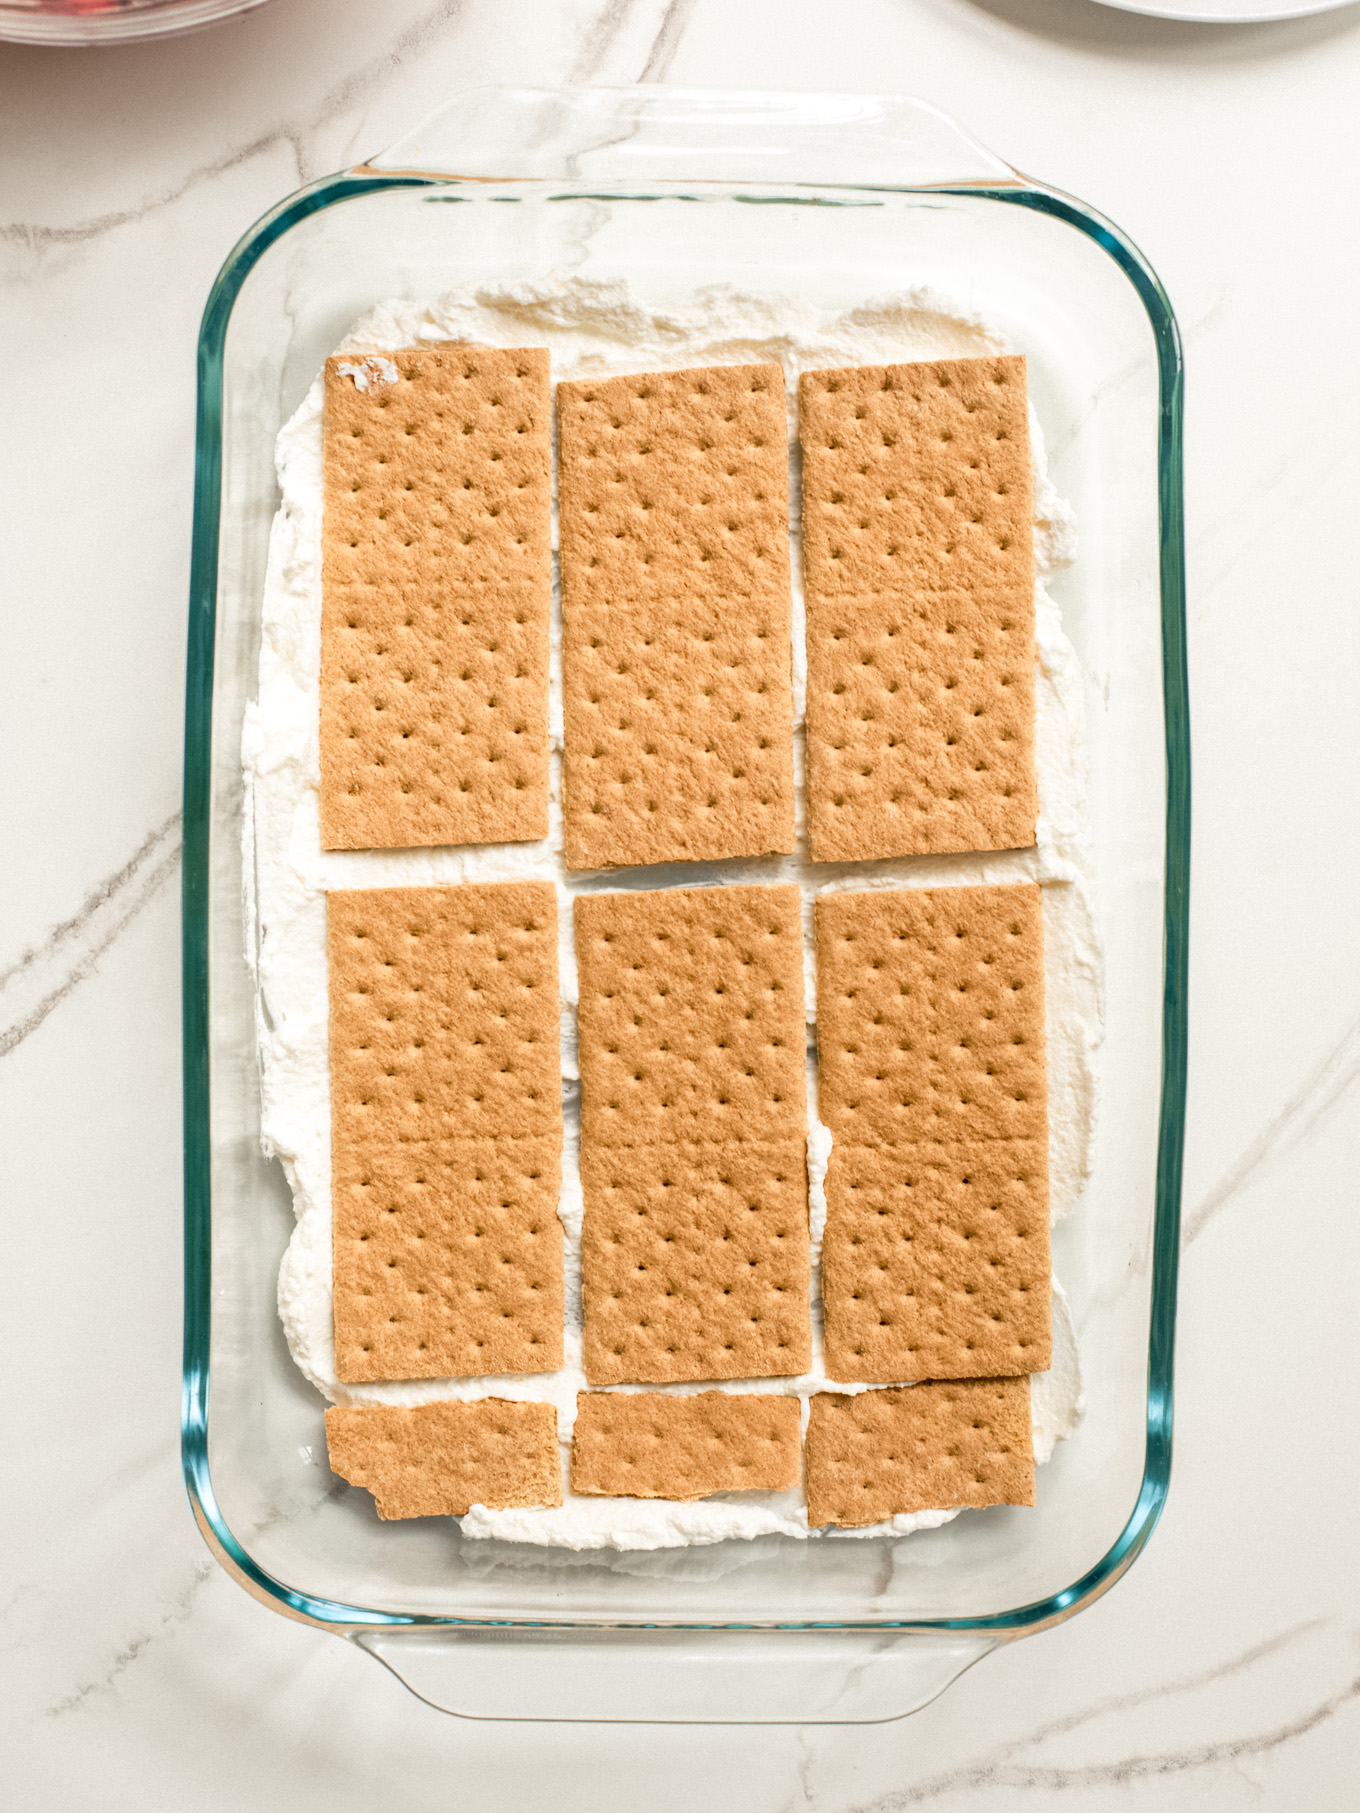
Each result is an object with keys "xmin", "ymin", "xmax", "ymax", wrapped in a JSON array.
[
  {"xmin": 244, "ymin": 277, "xmax": 1098, "ymax": 1551},
  {"xmin": 334, "ymin": 353, "xmax": 400, "ymax": 392}
]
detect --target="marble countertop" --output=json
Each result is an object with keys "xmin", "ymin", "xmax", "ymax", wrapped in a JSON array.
[{"xmin": 4, "ymin": 0, "xmax": 1358, "ymax": 1805}]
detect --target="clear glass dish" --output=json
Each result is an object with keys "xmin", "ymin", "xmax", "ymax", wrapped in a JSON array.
[{"xmin": 182, "ymin": 87, "xmax": 1188, "ymax": 1723}]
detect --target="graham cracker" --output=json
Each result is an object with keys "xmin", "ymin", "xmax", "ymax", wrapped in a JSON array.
[
  {"xmin": 579, "ymin": 1143, "xmax": 811, "ymax": 1384},
  {"xmin": 328, "ymin": 881, "xmax": 564, "ymax": 1382},
  {"xmin": 320, "ymin": 344, "xmax": 552, "ymax": 852},
  {"xmin": 570, "ymin": 1391, "xmax": 802, "ymax": 1499},
  {"xmin": 798, "ymin": 357, "xmax": 1034, "ymax": 597},
  {"xmin": 557, "ymin": 364, "xmax": 796, "ymax": 869},
  {"xmin": 574, "ymin": 885, "xmax": 811, "ymax": 1385},
  {"xmin": 814, "ymin": 884, "xmax": 1050, "ymax": 1383},
  {"xmin": 324, "ymin": 1398, "xmax": 562, "ymax": 1519},
  {"xmin": 804, "ymin": 1379, "xmax": 1034, "ymax": 1528},
  {"xmin": 330, "ymin": 1137, "xmax": 563, "ymax": 1383},
  {"xmin": 803, "ymin": 590, "xmax": 1038, "ymax": 862},
  {"xmin": 561, "ymin": 597, "xmax": 796, "ymax": 870},
  {"xmin": 558, "ymin": 364, "xmax": 791, "ymax": 602},
  {"xmin": 798, "ymin": 356, "xmax": 1037, "ymax": 862},
  {"xmin": 819, "ymin": 1141, "xmax": 1051, "ymax": 1381},
  {"xmin": 574, "ymin": 884, "xmax": 807, "ymax": 1149},
  {"xmin": 814, "ymin": 884, "xmax": 1048, "ymax": 1148}
]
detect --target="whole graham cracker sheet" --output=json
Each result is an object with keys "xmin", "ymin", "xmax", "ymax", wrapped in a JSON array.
[
  {"xmin": 562, "ymin": 597, "xmax": 797, "ymax": 871},
  {"xmin": 805, "ymin": 1379, "xmax": 1035, "ymax": 1528},
  {"xmin": 570, "ymin": 1391, "xmax": 802, "ymax": 1500},
  {"xmin": 815, "ymin": 882, "xmax": 1049, "ymax": 1147},
  {"xmin": 327, "ymin": 881, "xmax": 564, "ymax": 1383},
  {"xmin": 814, "ymin": 883, "xmax": 1051, "ymax": 1382},
  {"xmin": 579, "ymin": 1144, "xmax": 812, "ymax": 1386},
  {"xmin": 557, "ymin": 364, "xmax": 796, "ymax": 869},
  {"xmin": 799, "ymin": 356, "xmax": 1038, "ymax": 862},
  {"xmin": 320, "ymin": 345, "xmax": 552, "ymax": 852},
  {"xmin": 325, "ymin": 1398, "xmax": 562, "ymax": 1519},
  {"xmin": 574, "ymin": 884, "xmax": 811, "ymax": 1385}
]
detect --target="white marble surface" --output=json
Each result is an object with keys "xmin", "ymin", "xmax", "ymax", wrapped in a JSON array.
[{"xmin": 3, "ymin": 0, "xmax": 1359, "ymax": 1803}]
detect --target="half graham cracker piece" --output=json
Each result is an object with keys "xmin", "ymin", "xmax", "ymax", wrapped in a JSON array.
[
  {"xmin": 328, "ymin": 881, "xmax": 564, "ymax": 1383},
  {"xmin": 574, "ymin": 884, "xmax": 811, "ymax": 1385},
  {"xmin": 558, "ymin": 364, "xmax": 796, "ymax": 869},
  {"xmin": 325, "ymin": 1399, "xmax": 562, "ymax": 1519},
  {"xmin": 570, "ymin": 1392, "xmax": 802, "ymax": 1499},
  {"xmin": 320, "ymin": 345, "xmax": 552, "ymax": 851},
  {"xmin": 805, "ymin": 1379, "xmax": 1034, "ymax": 1528},
  {"xmin": 799, "ymin": 355, "xmax": 1039, "ymax": 862},
  {"xmin": 814, "ymin": 883, "xmax": 1051, "ymax": 1382}
]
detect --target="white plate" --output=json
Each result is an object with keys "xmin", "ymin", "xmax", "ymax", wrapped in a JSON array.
[{"xmin": 1091, "ymin": 0, "xmax": 1355, "ymax": 21}]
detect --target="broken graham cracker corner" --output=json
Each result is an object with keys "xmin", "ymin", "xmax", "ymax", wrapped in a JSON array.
[
  {"xmin": 570, "ymin": 1391, "xmax": 802, "ymax": 1499},
  {"xmin": 557, "ymin": 363, "xmax": 796, "ymax": 870},
  {"xmin": 320, "ymin": 344, "xmax": 552, "ymax": 853},
  {"xmin": 327, "ymin": 880, "xmax": 564, "ymax": 1384},
  {"xmin": 814, "ymin": 882, "xmax": 1051, "ymax": 1382},
  {"xmin": 325, "ymin": 1398, "xmax": 562, "ymax": 1519},
  {"xmin": 804, "ymin": 1378, "xmax": 1034, "ymax": 1529},
  {"xmin": 798, "ymin": 355, "xmax": 1039, "ymax": 863},
  {"xmin": 574, "ymin": 883, "xmax": 811, "ymax": 1385}
]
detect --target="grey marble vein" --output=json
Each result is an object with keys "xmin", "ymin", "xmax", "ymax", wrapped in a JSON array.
[
  {"xmin": 824, "ymin": 1621, "xmax": 1336, "ymax": 1806},
  {"xmin": 43, "ymin": 1560, "xmax": 216, "ymax": 1720},
  {"xmin": 975, "ymin": 1620, "xmax": 1325, "ymax": 1756},
  {"xmin": 873, "ymin": 1678, "xmax": 1360, "ymax": 1801},
  {"xmin": 0, "ymin": 131, "xmax": 304, "ymax": 254},
  {"xmin": 567, "ymin": 0, "xmax": 641, "ymax": 82},
  {"xmin": 321, "ymin": 0, "xmax": 472, "ymax": 172},
  {"xmin": 1048, "ymin": 349, "xmax": 1150, "ymax": 459},
  {"xmin": 0, "ymin": 0, "xmax": 468, "ymax": 255},
  {"xmin": 786, "ymin": 1624, "xmax": 1334, "ymax": 1805},
  {"xmin": 1049, "ymin": 291, "xmax": 1225, "ymax": 468},
  {"xmin": 0, "ymin": 812, "xmax": 181, "ymax": 1057},
  {"xmin": 791, "ymin": 1729, "xmax": 817, "ymax": 1810},
  {"xmin": 567, "ymin": 0, "xmax": 697, "ymax": 85},
  {"xmin": 558, "ymin": 0, "xmax": 699, "ymax": 184},
  {"xmin": 1184, "ymin": 1011, "xmax": 1360, "ymax": 1244},
  {"xmin": 638, "ymin": 0, "xmax": 699, "ymax": 81}
]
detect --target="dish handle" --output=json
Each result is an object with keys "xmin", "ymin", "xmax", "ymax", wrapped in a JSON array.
[
  {"xmin": 353, "ymin": 1625, "xmax": 998, "ymax": 1724},
  {"xmin": 364, "ymin": 85, "xmax": 1019, "ymax": 189}
]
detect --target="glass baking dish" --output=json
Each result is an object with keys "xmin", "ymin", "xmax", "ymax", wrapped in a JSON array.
[{"xmin": 181, "ymin": 87, "xmax": 1188, "ymax": 1723}]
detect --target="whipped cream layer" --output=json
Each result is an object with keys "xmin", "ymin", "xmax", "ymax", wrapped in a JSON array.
[{"xmin": 244, "ymin": 277, "xmax": 1099, "ymax": 1551}]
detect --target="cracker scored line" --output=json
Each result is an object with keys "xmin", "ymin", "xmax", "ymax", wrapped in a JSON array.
[
  {"xmin": 325, "ymin": 1399, "xmax": 563, "ymax": 1519},
  {"xmin": 320, "ymin": 344, "xmax": 552, "ymax": 851},
  {"xmin": 574, "ymin": 884, "xmax": 811, "ymax": 1385},
  {"xmin": 328, "ymin": 881, "xmax": 564, "ymax": 1382},
  {"xmin": 558, "ymin": 364, "xmax": 797, "ymax": 870},
  {"xmin": 570, "ymin": 1392, "xmax": 802, "ymax": 1499},
  {"xmin": 805, "ymin": 1379, "xmax": 1035, "ymax": 1528},
  {"xmin": 798, "ymin": 355, "xmax": 1039, "ymax": 862},
  {"xmin": 814, "ymin": 883, "xmax": 1052, "ymax": 1383}
]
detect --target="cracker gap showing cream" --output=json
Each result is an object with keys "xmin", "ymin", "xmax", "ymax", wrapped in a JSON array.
[{"xmin": 243, "ymin": 278, "xmax": 1100, "ymax": 1552}]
